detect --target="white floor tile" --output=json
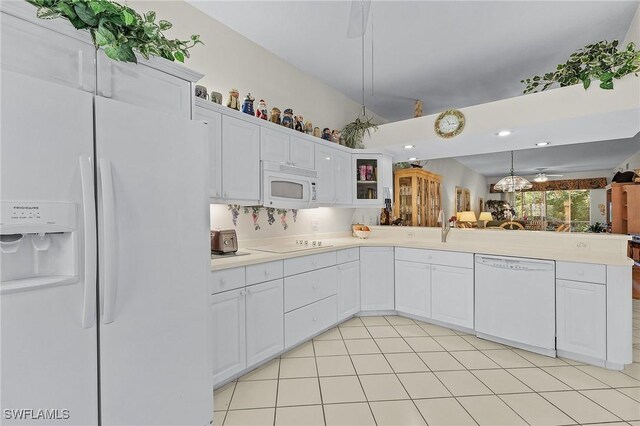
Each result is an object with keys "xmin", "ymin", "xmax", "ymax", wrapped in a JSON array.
[
  {"xmin": 313, "ymin": 339, "xmax": 348, "ymax": 357},
  {"xmin": 457, "ymin": 395, "xmax": 527, "ymax": 426},
  {"xmin": 581, "ymin": 389, "xmax": 640, "ymax": 421},
  {"xmin": 324, "ymin": 402, "xmax": 375, "ymax": 426},
  {"xmin": 359, "ymin": 374, "xmax": 410, "ymax": 401},
  {"xmin": 397, "ymin": 372, "xmax": 452, "ymax": 399},
  {"xmin": 223, "ymin": 408, "xmax": 275, "ymax": 426},
  {"xmin": 339, "ymin": 317, "xmax": 365, "ymax": 327},
  {"xmin": 316, "ymin": 355, "xmax": 356, "ymax": 377},
  {"xmin": 540, "ymin": 390, "xmax": 621, "ymax": 424},
  {"xmin": 351, "ymin": 354, "xmax": 393, "ymax": 375},
  {"xmin": 369, "ymin": 400, "xmax": 427, "ymax": 426},
  {"xmin": 418, "ymin": 351, "xmax": 465, "ymax": 371},
  {"xmin": 498, "ymin": 392, "xmax": 575, "ymax": 426},
  {"xmin": 365, "ymin": 325, "xmax": 400, "ymax": 338},
  {"xmin": 239, "ymin": 359, "xmax": 280, "ymax": 381},
  {"xmin": 414, "ymin": 397, "xmax": 476, "ymax": 426},
  {"xmin": 482, "ymin": 349, "xmax": 534, "ymax": 368},
  {"xmin": 404, "ymin": 336, "xmax": 445, "ymax": 352},
  {"xmin": 275, "ymin": 405, "xmax": 324, "ymax": 426},
  {"xmin": 279, "ymin": 357, "xmax": 317, "ymax": 379},
  {"xmin": 339, "ymin": 326, "xmax": 372, "ymax": 340},
  {"xmin": 393, "ymin": 324, "xmax": 428, "ymax": 337},
  {"xmin": 374, "ymin": 337, "xmax": 413, "ymax": 353},
  {"xmin": 385, "ymin": 352, "xmax": 429, "ymax": 373},
  {"xmin": 319, "ymin": 375, "xmax": 367, "ymax": 404},
  {"xmin": 507, "ymin": 368, "xmax": 572, "ymax": 392},
  {"xmin": 313, "ymin": 327, "xmax": 343, "ymax": 341},
  {"xmin": 344, "ymin": 339, "xmax": 381, "ymax": 355},
  {"xmin": 359, "ymin": 316, "xmax": 389, "ymax": 326},
  {"xmin": 230, "ymin": 380, "xmax": 278, "ymax": 410},
  {"xmin": 450, "ymin": 350, "xmax": 501, "ymax": 369},
  {"xmin": 214, "ymin": 382, "xmax": 236, "ymax": 411},
  {"xmin": 434, "ymin": 370, "xmax": 493, "ymax": 396},
  {"xmin": 276, "ymin": 377, "xmax": 321, "ymax": 407},
  {"xmin": 471, "ymin": 369, "xmax": 532, "ymax": 394},
  {"xmin": 542, "ymin": 366, "xmax": 609, "ymax": 390},
  {"xmin": 433, "ymin": 335, "xmax": 476, "ymax": 351},
  {"xmin": 577, "ymin": 365, "xmax": 640, "ymax": 388}
]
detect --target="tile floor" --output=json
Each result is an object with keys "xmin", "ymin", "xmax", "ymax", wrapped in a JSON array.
[{"xmin": 213, "ymin": 300, "xmax": 640, "ymax": 425}]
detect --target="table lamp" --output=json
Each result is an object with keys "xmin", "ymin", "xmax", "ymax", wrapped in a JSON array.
[
  {"xmin": 478, "ymin": 212, "xmax": 493, "ymax": 228},
  {"xmin": 459, "ymin": 211, "xmax": 477, "ymax": 227}
]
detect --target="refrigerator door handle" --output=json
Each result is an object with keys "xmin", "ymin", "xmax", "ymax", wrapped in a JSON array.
[
  {"xmin": 79, "ymin": 155, "xmax": 97, "ymax": 329},
  {"xmin": 100, "ymin": 158, "xmax": 118, "ymax": 324}
]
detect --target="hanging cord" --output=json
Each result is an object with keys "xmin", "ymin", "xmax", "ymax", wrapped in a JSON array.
[
  {"xmin": 361, "ymin": 0, "xmax": 366, "ymax": 117},
  {"xmin": 370, "ymin": 2, "xmax": 374, "ymax": 97}
]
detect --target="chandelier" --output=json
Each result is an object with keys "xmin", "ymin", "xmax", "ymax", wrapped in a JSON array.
[{"xmin": 494, "ymin": 151, "xmax": 533, "ymax": 192}]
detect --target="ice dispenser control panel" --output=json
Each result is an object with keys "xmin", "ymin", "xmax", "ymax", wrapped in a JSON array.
[{"xmin": 1, "ymin": 201, "xmax": 77, "ymax": 293}]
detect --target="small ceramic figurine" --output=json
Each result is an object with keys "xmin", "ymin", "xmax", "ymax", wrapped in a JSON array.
[
  {"xmin": 414, "ymin": 99, "xmax": 423, "ymax": 118},
  {"xmin": 270, "ymin": 107, "xmax": 282, "ymax": 125},
  {"xmin": 226, "ymin": 88, "xmax": 240, "ymax": 110},
  {"xmin": 331, "ymin": 130, "xmax": 340, "ymax": 143},
  {"xmin": 255, "ymin": 99, "xmax": 268, "ymax": 120},
  {"xmin": 241, "ymin": 93, "xmax": 255, "ymax": 116},
  {"xmin": 210, "ymin": 91, "xmax": 223, "ymax": 104},
  {"xmin": 304, "ymin": 121, "xmax": 313, "ymax": 135},
  {"xmin": 294, "ymin": 116, "xmax": 304, "ymax": 132},
  {"xmin": 194, "ymin": 85, "xmax": 208, "ymax": 100},
  {"xmin": 313, "ymin": 127, "xmax": 322, "ymax": 138},
  {"xmin": 282, "ymin": 108, "xmax": 294, "ymax": 129},
  {"xmin": 321, "ymin": 127, "xmax": 332, "ymax": 141}
]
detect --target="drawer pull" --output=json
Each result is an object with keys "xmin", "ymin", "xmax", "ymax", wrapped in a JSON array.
[
  {"xmin": 264, "ymin": 270, "xmax": 269, "ymax": 277},
  {"xmin": 219, "ymin": 278, "xmax": 226, "ymax": 286}
]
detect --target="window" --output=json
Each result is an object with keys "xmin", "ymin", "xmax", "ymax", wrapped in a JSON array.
[{"xmin": 514, "ymin": 190, "xmax": 591, "ymax": 231}]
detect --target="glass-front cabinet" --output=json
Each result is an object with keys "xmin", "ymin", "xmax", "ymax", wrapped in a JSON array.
[
  {"xmin": 353, "ymin": 154, "xmax": 387, "ymax": 206},
  {"xmin": 394, "ymin": 168, "xmax": 442, "ymax": 226}
]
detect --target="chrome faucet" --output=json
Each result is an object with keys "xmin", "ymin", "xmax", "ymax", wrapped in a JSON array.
[{"xmin": 438, "ymin": 210, "xmax": 450, "ymax": 243}]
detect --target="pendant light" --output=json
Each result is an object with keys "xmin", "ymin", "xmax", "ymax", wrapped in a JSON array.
[{"xmin": 494, "ymin": 151, "xmax": 533, "ymax": 192}]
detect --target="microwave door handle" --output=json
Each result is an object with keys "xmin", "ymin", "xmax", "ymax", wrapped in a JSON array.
[{"xmin": 306, "ymin": 177, "xmax": 314, "ymax": 208}]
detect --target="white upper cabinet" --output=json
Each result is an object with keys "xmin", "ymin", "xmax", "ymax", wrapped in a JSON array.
[
  {"xmin": 314, "ymin": 144, "xmax": 336, "ymax": 204},
  {"xmin": 261, "ymin": 127, "xmax": 315, "ymax": 169},
  {"xmin": 334, "ymin": 150, "xmax": 353, "ymax": 205},
  {"xmin": 221, "ymin": 115, "xmax": 261, "ymax": 204},
  {"xmin": 352, "ymin": 153, "xmax": 392, "ymax": 206},
  {"xmin": 97, "ymin": 50, "xmax": 197, "ymax": 119},
  {"xmin": 1, "ymin": 12, "xmax": 96, "ymax": 93},
  {"xmin": 194, "ymin": 103, "xmax": 222, "ymax": 199}
]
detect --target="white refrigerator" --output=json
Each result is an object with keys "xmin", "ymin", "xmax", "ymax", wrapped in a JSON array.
[{"xmin": 1, "ymin": 71, "xmax": 212, "ymax": 425}]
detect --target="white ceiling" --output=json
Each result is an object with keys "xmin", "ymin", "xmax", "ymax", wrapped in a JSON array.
[
  {"xmin": 454, "ymin": 131, "xmax": 640, "ymax": 177},
  {"xmin": 187, "ymin": 0, "xmax": 638, "ymax": 122}
]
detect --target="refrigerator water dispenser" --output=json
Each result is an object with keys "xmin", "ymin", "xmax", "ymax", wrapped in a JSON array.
[{"xmin": 0, "ymin": 201, "xmax": 77, "ymax": 293}]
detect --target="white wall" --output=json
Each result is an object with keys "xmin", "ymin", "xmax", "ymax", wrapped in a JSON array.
[
  {"xmin": 613, "ymin": 149, "xmax": 640, "ymax": 173},
  {"xmin": 129, "ymin": 0, "xmax": 385, "ymax": 131},
  {"xmin": 210, "ymin": 205, "xmax": 356, "ymax": 241},
  {"xmin": 419, "ymin": 158, "xmax": 488, "ymax": 219},
  {"xmin": 624, "ymin": 4, "xmax": 640, "ymax": 46}
]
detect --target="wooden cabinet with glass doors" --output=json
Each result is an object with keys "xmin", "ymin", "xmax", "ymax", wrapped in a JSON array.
[{"xmin": 394, "ymin": 168, "xmax": 442, "ymax": 227}]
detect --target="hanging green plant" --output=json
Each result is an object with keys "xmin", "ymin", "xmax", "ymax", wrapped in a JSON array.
[
  {"xmin": 341, "ymin": 115, "xmax": 378, "ymax": 149},
  {"xmin": 521, "ymin": 40, "xmax": 640, "ymax": 93},
  {"xmin": 27, "ymin": 0, "xmax": 202, "ymax": 63}
]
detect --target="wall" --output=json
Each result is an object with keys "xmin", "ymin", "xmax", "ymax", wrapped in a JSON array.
[
  {"xmin": 419, "ymin": 158, "xmax": 488, "ymax": 219},
  {"xmin": 129, "ymin": 1, "xmax": 386, "ymax": 131},
  {"xmin": 624, "ymin": 3, "xmax": 640, "ymax": 46},
  {"xmin": 613, "ymin": 149, "xmax": 640, "ymax": 173},
  {"xmin": 210, "ymin": 205, "xmax": 356, "ymax": 241}
]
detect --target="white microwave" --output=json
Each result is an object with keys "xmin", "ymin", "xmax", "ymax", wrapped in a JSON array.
[{"xmin": 262, "ymin": 161, "xmax": 317, "ymax": 209}]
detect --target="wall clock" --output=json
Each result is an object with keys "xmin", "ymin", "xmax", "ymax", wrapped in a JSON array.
[{"xmin": 434, "ymin": 109, "xmax": 465, "ymax": 139}]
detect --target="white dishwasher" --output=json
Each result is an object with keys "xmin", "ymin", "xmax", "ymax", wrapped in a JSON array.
[{"xmin": 475, "ymin": 254, "xmax": 556, "ymax": 357}]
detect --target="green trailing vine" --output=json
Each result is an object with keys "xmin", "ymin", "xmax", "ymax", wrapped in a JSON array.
[
  {"xmin": 27, "ymin": 0, "xmax": 202, "ymax": 63},
  {"xmin": 521, "ymin": 40, "xmax": 640, "ymax": 93}
]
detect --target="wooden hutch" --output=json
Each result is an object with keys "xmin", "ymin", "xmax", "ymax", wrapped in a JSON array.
[
  {"xmin": 607, "ymin": 183, "xmax": 640, "ymax": 234},
  {"xmin": 394, "ymin": 168, "xmax": 442, "ymax": 227}
]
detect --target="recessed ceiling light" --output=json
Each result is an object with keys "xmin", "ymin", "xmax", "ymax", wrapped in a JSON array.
[
  {"xmin": 497, "ymin": 130, "xmax": 512, "ymax": 137},
  {"xmin": 408, "ymin": 157, "xmax": 417, "ymax": 161},
  {"xmin": 536, "ymin": 142, "xmax": 550, "ymax": 147},
  {"xmin": 404, "ymin": 145, "xmax": 414, "ymax": 149}
]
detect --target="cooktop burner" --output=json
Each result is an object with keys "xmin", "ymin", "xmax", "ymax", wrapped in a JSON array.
[{"xmin": 247, "ymin": 240, "xmax": 332, "ymax": 254}]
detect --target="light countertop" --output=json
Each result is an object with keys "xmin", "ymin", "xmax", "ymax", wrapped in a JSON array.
[{"xmin": 211, "ymin": 230, "xmax": 634, "ymax": 271}]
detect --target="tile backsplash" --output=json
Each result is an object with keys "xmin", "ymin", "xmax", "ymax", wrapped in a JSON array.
[{"xmin": 210, "ymin": 205, "xmax": 381, "ymax": 241}]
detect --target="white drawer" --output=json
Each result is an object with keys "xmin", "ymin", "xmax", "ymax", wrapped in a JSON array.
[
  {"xmin": 284, "ymin": 266, "xmax": 337, "ymax": 312},
  {"xmin": 285, "ymin": 295, "xmax": 337, "ymax": 348},
  {"xmin": 395, "ymin": 247, "xmax": 473, "ymax": 268},
  {"xmin": 556, "ymin": 261, "xmax": 606, "ymax": 285},
  {"xmin": 210, "ymin": 267, "xmax": 245, "ymax": 294},
  {"xmin": 337, "ymin": 248, "xmax": 360, "ymax": 264},
  {"xmin": 246, "ymin": 260, "xmax": 284, "ymax": 286},
  {"xmin": 284, "ymin": 251, "xmax": 337, "ymax": 276}
]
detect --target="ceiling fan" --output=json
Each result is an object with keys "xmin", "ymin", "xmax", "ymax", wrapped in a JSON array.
[{"xmin": 534, "ymin": 168, "xmax": 564, "ymax": 182}]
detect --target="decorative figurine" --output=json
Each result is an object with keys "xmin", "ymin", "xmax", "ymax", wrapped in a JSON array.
[
  {"xmin": 226, "ymin": 88, "xmax": 240, "ymax": 110},
  {"xmin": 194, "ymin": 85, "xmax": 208, "ymax": 100},
  {"xmin": 270, "ymin": 107, "xmax": 282, "ymax": 125},
  {"xmin": 294, "ymin": 116, "xmax": 304, "ymax": 132},
  {"xmin": 255, "ymin": 99, "xmax": 268, "ymax": 120},
  {"xmin": 321, "ymin": 127, "xmax": 332, "ymax": 141},
  {"xmin": 282, "ymin": 108, "xmax": 294, "ymax": 129},
  {"xmin": 313, "ymin": 127, "xmax": 322, "ymax": 138},
  {"xmin": 331, "ymin": 130, "xmax": 340, "ymax": 143},
  {"xmin": 304, "ymin": 121, "xmax": 313, "ymax": 135},
  {"xmin": 210, "ymin": 91, "xmax": 223, "ymax": 104},
  {"xmin": 414, "ymin": 99, "xmax": 423, "ymax": 118},
  {"xmin": 241, "ymin": 93, "xmax": 255, "ymax": 116}
]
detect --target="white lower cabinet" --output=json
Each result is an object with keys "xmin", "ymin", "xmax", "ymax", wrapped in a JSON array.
[
  {"xmin": 246, "ymin": 280, "xmax": 284, "ymax": 366},
  {"xmin": 431, "ymin": 264, "xmax": 474, "ymax": 329},
  {"xmin": 395, "ymin": 260, "xmax": 431, "ymax": 318},
  {"xmin": 556, "ymin": 279, "xmax": 606, "ymax": 360},
  {"xmin": 285, "ymin": 296, "xmax": 337, "ymax": 348},
  {"xmin": 360, "ymin": 247, "xmax": 395, "ymax": 311},
  {"xmin": 337, "ymin": 261, "xmax": 360, "ymax": 320},
  {"xmin": 211, "ymin": 288, "xmax": 246, "ymax": 385}
]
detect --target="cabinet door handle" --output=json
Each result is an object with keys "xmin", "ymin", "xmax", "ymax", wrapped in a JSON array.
[
  {"xmin": 219, "ymin": 278, "xmax": 226, "ymax": 287},
  {"xmin": 77, "ymin": 49, "xmax": 84, "ymax": 90},
  {"xmin": 264, "ymin": 270, "xmax": 269, "ymax": 277},
  {"xmin": 223, "ymin": 192, "xmax": 229, "ymax": 198}
]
